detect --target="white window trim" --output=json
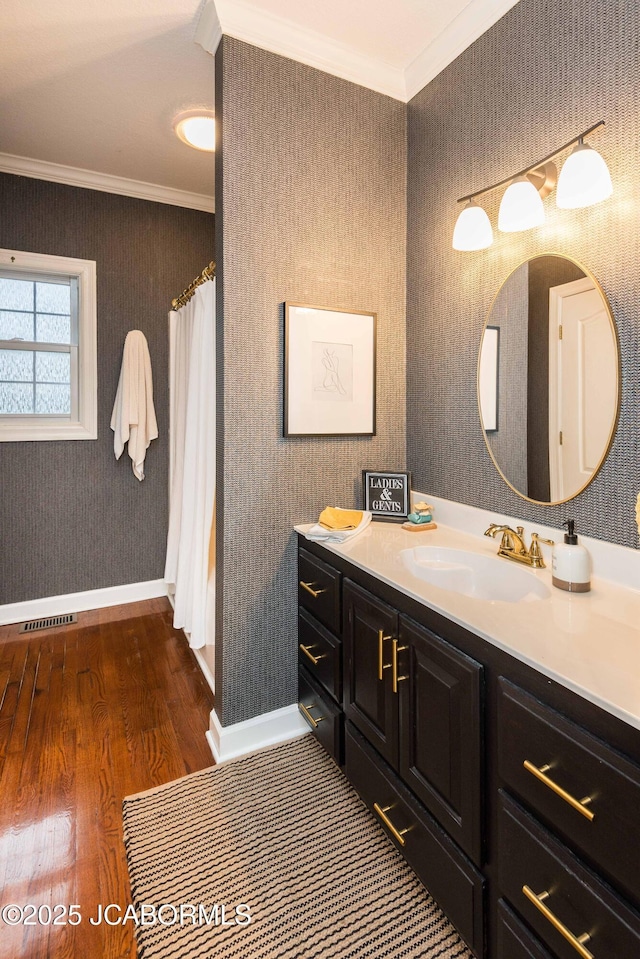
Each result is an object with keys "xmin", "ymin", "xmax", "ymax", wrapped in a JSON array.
[{"xmin": 0, "ymin": 248, "xmax": 97, "ymax": 441}]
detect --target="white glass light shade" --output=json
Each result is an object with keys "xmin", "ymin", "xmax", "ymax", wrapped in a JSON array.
[
  {"xmin": 452, "ymin": 200, "xmax": 494, "ymax": 251},
  {"xmin": 556, "ymin": 142, "xmax": 613, "ymax": 209},
  {"xmin": 174, "ymin": 112, "xmax": 215, "ymax": 151},
  {"xmin": 498, "ymin": 176, "xmax": 545, "ymax": 232}
]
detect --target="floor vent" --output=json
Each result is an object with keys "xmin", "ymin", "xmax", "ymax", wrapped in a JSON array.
[{"xmin": 18, "ymin": 613, "xmax": 78, "ymax": 634}]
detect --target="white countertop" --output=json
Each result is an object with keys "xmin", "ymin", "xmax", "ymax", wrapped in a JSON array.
[{"xmin": 295, "ymin": 516, "xmax": 640, "ymax": 731}]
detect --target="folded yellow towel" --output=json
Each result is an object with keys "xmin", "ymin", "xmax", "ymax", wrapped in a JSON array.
[{"xmin": 318, "ymin": 507, "xmax": 364, "ymax": 531}]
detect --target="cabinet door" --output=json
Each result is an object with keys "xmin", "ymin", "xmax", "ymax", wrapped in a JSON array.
[
  {"xmin": 343, "ymin": 580, "xmax": 399, "ymax": 768},
  {"xmin": 346, "ymin": 724, "xmax": 485, "ymax": 957},
  {"xmin": 399, "ymin": 616, "xmax": 483, "ymax": 865}
]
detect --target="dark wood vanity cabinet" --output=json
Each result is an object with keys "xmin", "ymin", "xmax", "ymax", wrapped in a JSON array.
[
  {"xmin": 298, "ymin": 548, "xmax": 341, "ymax": 633},
  {"xmin": 498, "ymin": 678, "xmax": 640, "ymax": 908},
  {"xmin": 498, "ymin": 791, "xmax": 640, "ymax": 958},
  {"xmin": 496, "ymin": 677, "xmax": 640, "ymax": 959},
  {"xmin": 343, "ymin": 580, "xmax": 399, "ymax": 767},
  {"xmin": 297, "ymin": 548, "xmax": 344, "ymax": 764},
  {"xmin": 296, "ymin": 535, "xmax": 640, "ymax": 959},
  {"xmin": 497, "ymin": 900, "xmax": 555, "ymax": 959},
  {"xmin": 347, "ymin": 723, "xmax": 485, "ymax": 954},
  {"xmin": 399, "ymin": 616, "xmax": 483, "ymax": 865},
  {"xmin": 343, "ymin": 579, "xmax": 484, "ymax": 864},
  {"xmin": 342, "ymin": 575, "xmax": 485, "ymax": 956},
  {"xmin": 298, "ymin": 667, "xmax": 343, "ymax": 761}
]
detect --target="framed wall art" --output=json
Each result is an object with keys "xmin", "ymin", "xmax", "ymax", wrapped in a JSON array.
[
  {"xmin": 284, "ymin": 303, "xmax": 376, "ymax": 436},
  {"xmin": 362, "ymin": 469, "xmax": 411, "ymax": 522},
  {"xmin": 478, "ymin": 324, "xmax": 499, "ymax": 432}
]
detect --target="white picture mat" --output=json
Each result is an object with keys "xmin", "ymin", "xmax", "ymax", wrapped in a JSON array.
[
  {"xmin": 479, "ymin": 326, "xmax": 498, "ymax": 432},
  {"xmin": 286, "ymin": 306, "xmax": 375, "ymax": 435}
]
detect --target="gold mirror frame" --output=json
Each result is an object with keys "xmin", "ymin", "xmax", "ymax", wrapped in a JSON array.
[{"xmin": 477, "ymin": 252, "xmax": 620, "ymax": 506}]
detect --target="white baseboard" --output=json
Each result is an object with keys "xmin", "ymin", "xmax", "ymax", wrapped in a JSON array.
[
  {"xmin": 208, "ymin": 703, "xmax": 309, "ymax": 764},
  {"xmin": 192, "ymin": 647, "xmax": 216, "ymax": 695},
  {"xmin": 205, "ymin": 729, "xmax": 218, "ymax": 761},
  {"xmin": 0, "ymin": 579, "xmax": 168, "ymax": 626}
]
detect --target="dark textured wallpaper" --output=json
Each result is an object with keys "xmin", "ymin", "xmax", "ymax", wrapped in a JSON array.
[
  {"xmin": 407, "ymin": 0, "xmax": 640, "ymax": 547},
  {"xmin": 215, "ymin": 38, "xmax": 407, "ymax": 725},
  {"xmin": 0, "ymin": 174, "xmax": 214, "ymax": 604}
]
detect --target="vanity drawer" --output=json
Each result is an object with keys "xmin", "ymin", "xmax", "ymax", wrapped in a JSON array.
[
  {"xmin": 298, "ymin": 548, "xmax": 341, "ymax": 633},
  {"xmin": 346, "ymin": 723, "xmax": 484, "ymax": 957},
  {"xmin": 498, "ymin": 791, "xmax": 640, "ymax": 959},
  {"xmin": 498, "ymin": 678, "xmax": 640, "ymax": 907},
  {"xmin": 298, "ymin": 608, "xmax": 341, "ymax": 702},
  {"xmin": 298, "ymin": 668, "xmax": 343, "ymax": 765},
  {"xmin": 497, "ymin": 899, "xmax": 554, "ymax": 959}
]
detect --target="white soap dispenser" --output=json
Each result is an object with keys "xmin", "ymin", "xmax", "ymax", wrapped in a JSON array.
[{"xmin": 552, "ymin": 519, "xmax": 591, "ymax": 593}]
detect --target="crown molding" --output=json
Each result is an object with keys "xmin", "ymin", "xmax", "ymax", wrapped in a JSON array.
[
  {"xmin": 404, "ymin": 0, "xmax": 521, "ymax": 101},
  {"xmin": 195, "ymin": 0, "xmax": 222, "ymax": 56},
  {"xmin": 214, "ymin": 0, "xmax": 406, "ymax": 101},
  {"xmin": 213, "ymin": 0, "xmax": 521, "ymax": 104},
  {"xmin": 0, "ymin": 153, "xmax": 215, "ymax": 213}
]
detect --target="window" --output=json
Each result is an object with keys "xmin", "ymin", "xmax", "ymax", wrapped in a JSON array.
[{"xmin": 0, "ymin": 249, "xmax": 96, "ymax": 441}]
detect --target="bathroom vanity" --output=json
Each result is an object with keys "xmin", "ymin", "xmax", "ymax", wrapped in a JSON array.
[{"xmin": 296, "ymin": 519, "xmax": 640, "ymax": 959}]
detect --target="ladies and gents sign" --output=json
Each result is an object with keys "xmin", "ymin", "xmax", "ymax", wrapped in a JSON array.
[{"xmin": 362, "ymin": 470, "xmax": 411, "ymax": 522}]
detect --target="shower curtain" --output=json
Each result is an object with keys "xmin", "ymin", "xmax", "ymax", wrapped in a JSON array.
[{"xmin": 165, "ymin": 278, "xmax": 216, "ymax": 649}]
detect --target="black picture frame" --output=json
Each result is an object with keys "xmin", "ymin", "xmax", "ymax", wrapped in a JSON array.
[{"xmin": 362, "ymin": 470, "xmax": 412, "ymax": 522}]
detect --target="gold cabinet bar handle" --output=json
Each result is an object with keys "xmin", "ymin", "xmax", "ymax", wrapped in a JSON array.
[
  {"xmin": 373, "ymin": 802, "xmax": 410, "ymax": 847},
  {"xmin": 299, "ymin": 644, "xmax": 326, "ymax": 666},
  {"xmin": 298, "ymin": 702, "xmax": 325, "ymax": 729},
  {"xmin": 522, "ymin": 886, "xmax": 594, "ymax": 959},
  {"xmin": 392, "ymin": 639, "xmax": 409, "ymax": 694},
  {"xmin": 300, "ymin": 581, "xmax": 327, "ymax": 599},
  {"xmin": 523, "ymin": 760, "xmax": 595, "ymax": 822},
  {"xmin": 377, "ymin": 629, "xmax": 393, "ymax": 680}
]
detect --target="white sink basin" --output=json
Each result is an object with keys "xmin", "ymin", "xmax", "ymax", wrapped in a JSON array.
[{"xmin": 401, "ymin": 546, "xmax": 550, "ymax": 603}]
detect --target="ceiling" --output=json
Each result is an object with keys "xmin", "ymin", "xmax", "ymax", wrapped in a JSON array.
[{"xmin": 0, "ymin": 0, "xmax": 520, "ymax": 212}]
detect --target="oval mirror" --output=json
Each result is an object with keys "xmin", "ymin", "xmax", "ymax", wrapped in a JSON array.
[{"xmin": 478, "ymin": 254, "xmax": 619, "ymax": 504}]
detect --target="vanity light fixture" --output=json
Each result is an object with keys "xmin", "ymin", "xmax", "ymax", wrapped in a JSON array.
[
  {"xmin": 452, "ymin": 121, "xmax": 612, "ymax": 250},
  {"xmin": 452, "ymin": 199, "xmax": 494, "ymax": 251},
  {"xmin": 173, "ymin": 110, "xmax": 215, "ymax": 152},
  {"xmin": 498, "ymin": 175, "xmax": 547, "ymax": 232},
  {"xmin": 556, "ymin": 138, "xmax": 613, "ymax": 208}
]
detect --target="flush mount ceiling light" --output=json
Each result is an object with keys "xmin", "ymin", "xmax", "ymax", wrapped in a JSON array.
[
  {"xmin": 173, "ymin": 110, "xmax": 215, "ymax": 152},
  {"xmin": 452, "ymin": 121, "xmax": 612, "ymax": 251}
]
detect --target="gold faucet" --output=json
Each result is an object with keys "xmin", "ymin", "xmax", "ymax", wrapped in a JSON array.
[{"xmin": 484, "ymin": 523, "xmax": 554, "ymax": 569}]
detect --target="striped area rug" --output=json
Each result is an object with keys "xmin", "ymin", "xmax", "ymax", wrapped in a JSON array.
[{"xmin": 123, "ymin": 735, "xmax": 473, "ymax": 959}]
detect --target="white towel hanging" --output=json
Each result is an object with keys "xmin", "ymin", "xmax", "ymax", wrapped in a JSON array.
[{"xmin": 110, "ymin": 330, "xmax": 158, "ymax": 480}]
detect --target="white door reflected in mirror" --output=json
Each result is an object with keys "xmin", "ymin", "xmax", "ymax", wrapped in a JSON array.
[
  {"xmin": 478, "ymin": 254, "xmax": 619, "ymax": 505},
  {"xmin": 548, "ymin": 277, "xmax": 618, "ymax": 501}
]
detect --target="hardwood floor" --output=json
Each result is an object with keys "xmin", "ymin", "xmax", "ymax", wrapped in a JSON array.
[{"xmin": 0, "ymin": 598, "xmax": 215, "ymax": 959}]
